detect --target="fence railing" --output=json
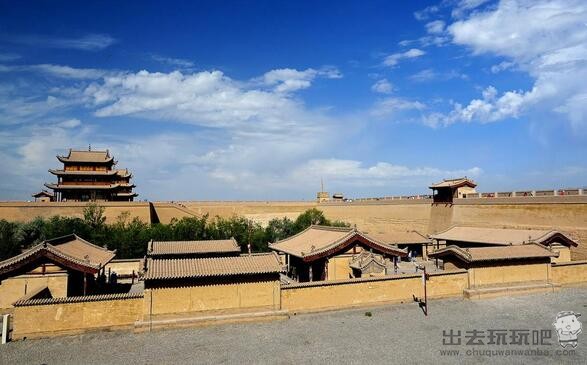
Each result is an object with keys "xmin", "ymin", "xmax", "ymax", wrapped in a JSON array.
[
  {"xmin": 346, "ymin": 195, "xmax": 433, "ymax": 202},
  {"xmin": 463, "ymin": 188, "xmax": 585, "ymax": 199}
]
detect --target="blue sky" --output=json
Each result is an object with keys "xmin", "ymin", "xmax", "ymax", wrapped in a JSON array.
[{"xmin": 1, "ymin": 0, "xmax": 586, "ymax": 201}]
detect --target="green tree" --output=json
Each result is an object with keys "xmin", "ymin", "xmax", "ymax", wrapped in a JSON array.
[
  {"xmin": 83, "ymin": 203, "xmax": 106, "ymax": 230},
  {"xmin": 0, "ymin": 220, "xmax": 21, "ymax": 261},
  {"xmin": 294, "ymin": 208, "xmax": 329, "ymax": 231},
  {"xmin": 264, "ymin": 217, "xmax": 296, "ymax": 243}
]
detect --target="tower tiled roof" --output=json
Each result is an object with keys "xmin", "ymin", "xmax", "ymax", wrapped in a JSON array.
[{"xmin": 57, "ymin": 149, "xmax": 114, "ymax": 164}]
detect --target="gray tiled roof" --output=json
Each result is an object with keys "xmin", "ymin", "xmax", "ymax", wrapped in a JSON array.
[{"xmin": 144, "ymin": 253, "xmax": 283, "ymax": 280}]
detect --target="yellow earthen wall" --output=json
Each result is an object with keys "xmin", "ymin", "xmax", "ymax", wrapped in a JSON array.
[
  {"xmin": 12, "ymin": 297, "xmax": 143, "ymax": 339},
  {"xmin": 552, "ymin": 246, "xmax": 571, "ymax": 263},
  {"xmin": 452, "ymin": 203, "xmax": 587, "ymax": 259},
  {"xmin": 320, "ymin": 203, "xmax": 432, "ymax": 241},
  {"xmin": 327, "ymin": 256, "xmax": 353, "ymax": 280},
  {"xmin": 468, "ymin": 263, "xmax": 549, "ymax": 287},
  {"xmin": 0, "ymin": 273, "xmax": 68, "ymax": 309},
  {"xmin": 281, "ymin": 271, "xmax": 468, "ymax": 312},
  {"xmin": 2, "ymin": 199, "xmax": 586, "ymax": 260},
  {"xmin": 551, "ymin": 261, "xmax": 587, "ymax": 284},
  {"xmin": 0, "ymin": 202, "xmax": 151, "ymax": 223},
  {"xmin": 146, "ymin": 280, "xmax": 281, "ymax": 316}
]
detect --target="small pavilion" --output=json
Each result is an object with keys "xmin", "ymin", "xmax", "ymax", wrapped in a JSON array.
[
  {"xmin": 429, "ymin": 177, "xmax": 477, "ymax": 203},
  {"xmin": 32, "ymin": 190, "xmax": 54, "ymax": 202}
]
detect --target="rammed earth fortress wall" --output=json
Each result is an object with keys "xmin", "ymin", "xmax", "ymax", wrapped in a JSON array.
[
  {"xmin": 1, "ymin": 196, "xmax": 586, "ymax": 257},
  {"xmin": 0, "ymin": 201, "xmax": 152, "ymax": 223}
]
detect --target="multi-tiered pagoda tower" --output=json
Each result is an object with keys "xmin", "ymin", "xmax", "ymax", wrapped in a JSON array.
[{"xmin": 44, "ymin": 148, "xmax": 138, "ymax": 202}]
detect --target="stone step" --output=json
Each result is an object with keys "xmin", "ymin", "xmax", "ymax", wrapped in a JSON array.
[{"xmin": 134, "ymin": 309, "xmax": 289, "ymax": 332}]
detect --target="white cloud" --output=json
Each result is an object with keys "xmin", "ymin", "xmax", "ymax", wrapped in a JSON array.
[
  {"xmin": 383, "ymin": 48, "xmax": 426, "ymax": 67},
  {"xmin": 291, "ymin": 159, "xmax": 482, "ymax": 188},
  {"xmin": 414, "ymin": 5, "xmax": 440, "ymax": 21},
  {"xmin": 30, "ymin": 64, "xmax": 108, "ymax": 79},
  {"xmin": 451, "ymin": 0, "xmax": 492, "ymax": 18},
  {"xmin": 0, "ymin": 53, "xmax": 20, "ymax": 62},
  {"xmin": 422, "ymin": 86, "xmax": 526, "ymax": 127},
  {"xmin": 7, "ymin": 34, "xmax": 116, "ymax": 51},
  {"xmin": 84, "ymin": 68, "xmax": 341, "ymax": 137},
  {"xmin": 371, "ymin": 97, "xmax": 426, "ymax": 117},
  {"xmin": 426, "ymin": 20, "xmax": 446, "ymax": 34},
  {"xmin": 0, "ymin": 63, "xmax": 108, "ymax": 79},
  {"xmin": 57, "ymin": 118, "xmax": 81, "ymax": 128},
  {"xmin": 490, "ymin": 61, "xmax": 515, "ymax": 73},
  {"xmin": 151, "ymin": 54, "xmax": 195, "ymax": 68},
  {"xmin": 409, "ymin": 68, "xmax": 468, "ymax": 82},
  {"xmin": 409, "ymin": 69, "xmax": 437, "ymax": 82},
  {"xmin": 260, "ymin": 67, "xmax": 342, "ymax": 93},
  {"xmin": 371, "ymin": 79, "xmax": 394, "ymax": 94},
  {"xmin": 424, "ymin": 0, "xmax": 587, "ymax": 131}
]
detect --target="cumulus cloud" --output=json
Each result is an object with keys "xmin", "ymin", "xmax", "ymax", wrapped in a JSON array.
[
  {"xmin": 83, "ymin": 67, "xmax": 342, "ymax": 138},
  {"xmin": 260, "ymin": 67, "xmax": 342, "ymax": 93},
  {"xmin": 422, "ymin": 85, "xmax": 528, "ymax": 127},
  {"xmin": 371, "ymin": 79, "xmax": 394, "ymax": 94},
  {"xmin": 422, "ymin": 0, "xmax": 587, "ymax": 131},
  {"xmin": 383, "ymin": 48, "xmax": 426, "ymax": 67}
]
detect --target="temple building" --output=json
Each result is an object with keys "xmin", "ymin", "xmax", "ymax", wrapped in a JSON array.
[
  {"xmin": 0, "ymin": 234, "xmax": 116, "ymax": 309},
  {"xmin": 43, "ymin": 148, "xmax": 138, "ymax": 202},
  {"xmin": 429, "ymin": 226, "xmax": 578, "ymax": 263},
  {"xmin": 270, "ymin": 225, "xmax": 407, "ymax": 282},
  {"xmin": 142, "ymin": 238, "xmax": 283, "ymax": 317},
  {"xmin": 428, "ymin": 244, "xmax": 559, "ymax": 298},
  {"xmin": 429, "ymin": 177, "xmax": 477, "ymax": 204}
]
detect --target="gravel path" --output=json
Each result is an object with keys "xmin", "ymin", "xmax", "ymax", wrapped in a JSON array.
[{"xmin": 2, "ymin": 287, "xmax": 587, "ymax": 364}]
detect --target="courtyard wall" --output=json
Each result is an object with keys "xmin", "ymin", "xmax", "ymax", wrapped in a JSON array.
[
  {"xmin": 11, "ymin": 293, "xmax": 143, "ymax": 339},
  {"xmin": 551, "ymin": 260, "xmax": 587, "ymax": 285},
  {"xmin": 144, "ymin": 279, "xmax": 281, "ymax": 317},
  {"xmin": 280, "ymin": 270, "xmax": 468, "ymax": 313}
]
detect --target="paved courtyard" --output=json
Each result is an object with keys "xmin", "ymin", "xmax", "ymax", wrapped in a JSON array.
[{"xmin": 2, "ymin": 287, "xmax": 587, "ymax": 364}]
